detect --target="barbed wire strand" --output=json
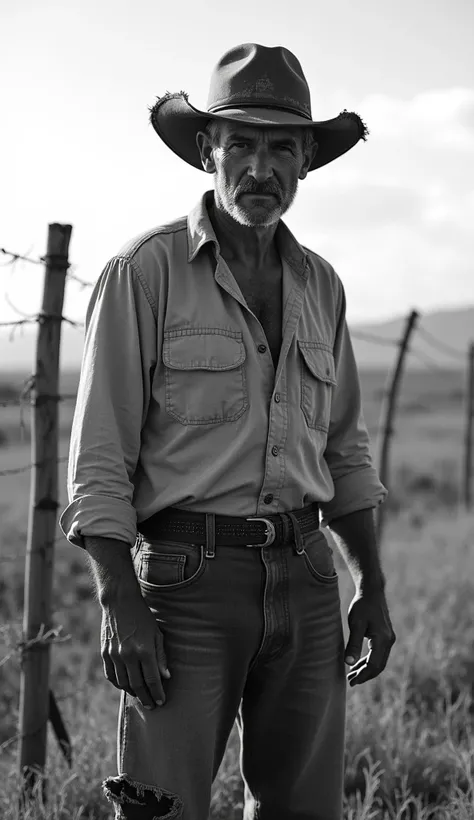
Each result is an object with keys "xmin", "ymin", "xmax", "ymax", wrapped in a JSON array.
[
  {"xmin": 0, "ymin": 251, "xmax": 468, "ymax": 504},
  {"xmin": 66, "ymin": 267, "xmax": 94, "ymax": 289},
  {"xmin": 0, "ymin": 249, "xmax": 43, "ymax": 267},
  {"xmin": 0, "ymin": 625, "xmax": 70, "ymax": 671},
  {"xmin": 407, "ymin": 348, "xmax": 457, "ymax": 373},
  {"xmin": 416, "ymin": 326, "xmax": 465, "ymax": 360},
  {"xmin": 0, "ymin": 455, "xmax": 69, "ymax": 477},
  {"xmin": 1, "ymin": 247, "xmax": 94, "ymax": 289},
  {"xmin": 0, "ymin": 393, "xmax": 77, "ymax": 409},
  {"xmin": 350, "ymin": 329, "xmax": 399, "ymax": 347},
  {"xmin": 0, "ymin": 535, "xmax": 71, "ymax": 566}
]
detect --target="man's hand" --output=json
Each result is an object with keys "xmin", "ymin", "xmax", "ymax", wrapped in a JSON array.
[
  {"xmin": 101, "ymin": 591, "xmax": 171, "ymax": 709},
  {"xmin": 344, "ymin": 589, "xmax": 396, "ymax": 687},
  {"xmin": 83, "ymin": 536, "xmax": 171, "ymax": 711}
]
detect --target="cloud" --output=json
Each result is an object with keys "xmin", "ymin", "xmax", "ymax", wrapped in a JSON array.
[
  {"xmin": 362, "ymin": 87, "xmax": 474, "ymax": 149},
  {"xmin": 284, "ymin": 87, "xmax": 474, "ymax": 321},
  {"xmin": 291, "ymin": 181, "xmax": 423, "ymax": 231}
]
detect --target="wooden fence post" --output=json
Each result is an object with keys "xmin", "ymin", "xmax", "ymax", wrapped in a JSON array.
[
  {"xmin": 464, "ymin": 342, "xmax": 474, "ymax": 510},
  {"xmin": 376, "ymin": 309, "xmax": 419, "ymax": 545},
  {"xmin": 18, "ymin": 224, "xmax": 72, "ymax": 803}
]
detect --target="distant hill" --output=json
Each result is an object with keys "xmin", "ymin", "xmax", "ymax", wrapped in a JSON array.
[
  {"xmin": 350, "ymin": 306, "xmax": 473, "ymax": 370},
  {"xmin": 1, "ymin": 305, "xmax": 472, "ymax": 374}
]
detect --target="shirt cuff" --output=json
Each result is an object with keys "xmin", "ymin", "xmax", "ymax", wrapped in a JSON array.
[
  {"xmin": 319, "ymin": 466, "xmax": 388, "ymax": 527},
  {"xmin": 59, "ymin": 495, "xmax": 138, "ymax": 550}
]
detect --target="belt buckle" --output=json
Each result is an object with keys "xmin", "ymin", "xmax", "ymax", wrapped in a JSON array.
[{"xmin": 245, "ymin": 516, "xmax": 276, "ymax": 547}]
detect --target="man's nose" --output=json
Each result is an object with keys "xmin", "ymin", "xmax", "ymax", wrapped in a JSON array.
[{"xmin": 247, "ymin": 148, "xmax": 274, "ymax": 182}]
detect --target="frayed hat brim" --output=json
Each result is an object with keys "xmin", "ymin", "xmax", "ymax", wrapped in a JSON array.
[{"xmin": 149, "ymin": 92, "xmax": 368, "ymax": 172}]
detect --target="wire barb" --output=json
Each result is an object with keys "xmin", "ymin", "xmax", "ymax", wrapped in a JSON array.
[{"xmin": 0, "ymin": 248, "xmax": 43, "ymax": 266}]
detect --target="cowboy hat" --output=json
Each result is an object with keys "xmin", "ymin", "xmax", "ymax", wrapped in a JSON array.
[{"xmin": 149, "ymin": 43, "xmax": 368, "ymax": 172}]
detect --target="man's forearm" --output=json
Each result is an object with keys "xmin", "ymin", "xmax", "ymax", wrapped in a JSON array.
[
  {"xmin": 84, "ymin": 536, "xmax": 141, "ymax": 604},
  {"xmin": 327, "ymin": 507, "xmax": 386, "ymax": 594}
]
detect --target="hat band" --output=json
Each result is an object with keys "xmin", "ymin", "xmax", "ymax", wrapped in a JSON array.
[{"xmin": 208, "ymin": 101, "xmax": 313, "ymax": 120}]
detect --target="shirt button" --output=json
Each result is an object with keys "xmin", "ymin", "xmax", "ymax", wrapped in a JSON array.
[
  {"xmin": 271, "ymin": 445, "xmax": 279, "ymax": 456},
  {"xmin": 258, "ymin": 344, "xmax": 267, "ymax": 354},
  {"xmin": 274, "ymin": 393, "xmax": 280, "ymax": 403},
  {"xmin": 264, "ymin": 494, "xmax": 274, "ymax": 504}
]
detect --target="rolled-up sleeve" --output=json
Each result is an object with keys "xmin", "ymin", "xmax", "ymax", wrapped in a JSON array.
[
  {"xmin": 59, "ymin": 256, "xmax": 157, "ymax": 549},
  {"xmin": 319, "ymin": 282, "xmax": 387, "ymax": 527}
]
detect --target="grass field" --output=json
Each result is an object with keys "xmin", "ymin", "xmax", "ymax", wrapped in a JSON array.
[{"xmin": 1, "ymin": 366, "xmax": 473, "ymax": 818}]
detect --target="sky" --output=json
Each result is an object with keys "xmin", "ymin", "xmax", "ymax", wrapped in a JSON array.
[{"xmin": 1, "ymin": 0, "xmax": 473, "ymax": 337}]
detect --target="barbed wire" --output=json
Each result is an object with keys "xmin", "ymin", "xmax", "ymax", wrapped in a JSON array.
[
  {"xmin": 66, "ymin": 267, "xmax": 94, "ymax": 289},
  {"xmin": 0, "ymin": 624, "xmax": 71, "ymax": 671},
  {"xmin": 0, "ymin": 250, "xmax": 470, "ymax": 504},
  {"xmin": 416, "ymin": 326, "xmax": 465, "ymax": 360},
  {"xmin": 1, "ymin": 246, "xmax": 94, "ymax": 288},
  {"xmin": 0, "ymin": 536, "xmax": 69, "ymax": 566},
  {"xmin": 0, "ymin": 393, "xmax": 77, "ymax": 409},
  {"xmin": 0, "ymin": 455, "xmax": 69, "ymax": 477},
  {"xmin": 350, "ymin": 329, "xmax": 399, "ymax": 347},
  {"xmin": 407, "ymin": 348, "xmax": 458, "ymax": 373},
  {"xmin": 0, "ymin": 313, "xmax": 84, "ymax": 331},
  {"xmin": 0, "ymin": 248, "xmax": 43, "ymax": 267}
]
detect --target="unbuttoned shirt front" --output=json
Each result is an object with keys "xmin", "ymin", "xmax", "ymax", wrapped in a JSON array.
[{"xmin": 59, "ymin": 191, "xmax": 387, "ymax": 549}]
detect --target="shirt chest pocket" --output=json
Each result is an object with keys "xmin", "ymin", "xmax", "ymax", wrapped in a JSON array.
[
  {"xmin": 298, "ymin": 341, "xmax": 337, "ymax": 433},
  {"xmin": 163, "ymin": 330, "xmax": 249, "ymax": 425}
]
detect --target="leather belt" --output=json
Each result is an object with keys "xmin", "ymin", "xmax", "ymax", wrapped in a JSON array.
[{"xmin": 137, "ymin": 502, "xmax": 320, "ymax": 548}]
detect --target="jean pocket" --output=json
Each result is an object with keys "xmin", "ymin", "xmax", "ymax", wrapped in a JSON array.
[
  {"xmin": 163, "ymin": 328, "xmax": 249, "ymax": 425},
  {"xmin": 137, "ymin": 539, "xmax": 206, "ymax": 591},
  {"xmin": 302, "ymin": 530, "xmax": 338, "ymax": 584},
  {"xmin": 298, "ymin": 341, "xmax": 337, "ymax": 432}
]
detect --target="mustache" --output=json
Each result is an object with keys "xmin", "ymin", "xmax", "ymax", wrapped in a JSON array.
[{"xmin": 237, "ymin": 182, "xmax": 282, "ymax": 200}]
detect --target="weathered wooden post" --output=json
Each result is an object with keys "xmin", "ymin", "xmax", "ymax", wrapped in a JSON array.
[
  {"xmin": 376, "ymin": 309, "xmax": 419, "ymax": 545},
  {"xmin": 18, "ymin": 224, "xmax": 72, "ymax": 804},
  {"xmin": 464, "ymin": 342, "xmax": 474, "ymax": 510}
]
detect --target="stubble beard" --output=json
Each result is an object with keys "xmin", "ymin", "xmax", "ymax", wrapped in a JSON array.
[{"xmin": 216, "ymin": 174, "xmax": 299, "ymax": 228}]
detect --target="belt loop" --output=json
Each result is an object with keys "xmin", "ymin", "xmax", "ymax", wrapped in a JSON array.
[
  {"xmin": 287, "ymin": 511, "xmax": 304, "ymax": 555},
  {"xmin": 205, "ymin": 513, "xmax": 216, "ymax": 559}
]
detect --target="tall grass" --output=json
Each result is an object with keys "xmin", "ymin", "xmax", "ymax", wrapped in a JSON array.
[
  {"xmin": 1, "ymin": 369, "xmax": 472, "ymax": 817},
  {"xmin": 1, "ymin": 510, "xmax": 473, "ymax": 818}
]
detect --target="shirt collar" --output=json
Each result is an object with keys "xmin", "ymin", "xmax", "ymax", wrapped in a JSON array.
[
  {"xmin": 187, "ymin": 190, "xmax": 308, "ymax": 275},
  {"xmin": 187, "ymin": 191, "xmax": 220, "ymax": 262}
]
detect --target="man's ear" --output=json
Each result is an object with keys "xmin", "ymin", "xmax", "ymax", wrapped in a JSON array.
[
  {"xmin": 299, "ymin": 141, "xmax": 318, "ymax": 180},
  {"xmin": 196, "ymin": 131, "xmax": 216, "ymax": 174}
]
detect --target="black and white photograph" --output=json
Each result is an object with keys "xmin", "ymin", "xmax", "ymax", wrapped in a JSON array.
[{"xmin": 1, "ymin": 1, "xmax": 473, "ymax": 818}]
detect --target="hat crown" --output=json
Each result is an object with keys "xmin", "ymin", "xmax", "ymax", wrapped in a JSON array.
[{"xmin": 206, "ymin": 43, "xmax": 312, "ymax": 120}]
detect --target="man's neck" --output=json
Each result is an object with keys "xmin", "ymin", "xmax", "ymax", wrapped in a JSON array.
[{"xmin": 209, "ymin": 199, "xmax": 280, "ymax": 271}]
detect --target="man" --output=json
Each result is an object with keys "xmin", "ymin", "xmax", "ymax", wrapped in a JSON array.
[{"xmin": 60, "ymin": 43, "xmax": 396, "ymax": 820}]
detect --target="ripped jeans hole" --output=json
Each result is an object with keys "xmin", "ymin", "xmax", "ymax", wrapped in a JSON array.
[{"xmin": 103, "ymin": 774, "xmax": 183, "ymax": 820}]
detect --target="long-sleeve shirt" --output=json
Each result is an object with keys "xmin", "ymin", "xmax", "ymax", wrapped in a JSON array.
[{"xmin": 59, "ymin": 190, "xmax": 387, "ymax": 549}]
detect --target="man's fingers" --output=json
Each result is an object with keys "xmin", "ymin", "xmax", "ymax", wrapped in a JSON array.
[
  {"xmin": 348, "ymin": 659, "xmax": 377, "ymax": 686},
  {"xmin": 345, "ymin": 624, "xmax": 366, "ymax": 666},
  {"xmin": 102, "ymin": 652, "xmax": 134, "ymax": 696},
  {"xmin": 155, "ymin": 632, "xmax": 170, "ymax": 679},
  {"xmin": 142, "ymin": 657, "xmax": 166, "ymax": 706},
  {"xmin": 347, "ymin": 640, "xmax": 393, "ymax": 686},
  {"xmin": 346, "ymin": 654, "xmax": 367, "ymax": 671},
  {"xmin": 127, "ymin": 660, "xmax": 158, "ymax": 710},
  {"xmin": 102, "ymin": 653, "xmax": 118, "ymax": 687},
  {"xmin": 113, "ymin": 658, "xmax": 136, "ymax": 697}
]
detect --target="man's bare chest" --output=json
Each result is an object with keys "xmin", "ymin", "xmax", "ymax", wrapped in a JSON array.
[{"xmin": 231, "ymin": 268, "xmax": 283, "ymax": 370}]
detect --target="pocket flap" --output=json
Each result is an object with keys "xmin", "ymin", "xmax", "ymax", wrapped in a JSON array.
[
  {"xmin": 298, "ymin": 342, "xmax": 337, "ymax": 385},
  {"xmin": 164, "ymin": 333, "xmax": 246, "ymax": 371}
]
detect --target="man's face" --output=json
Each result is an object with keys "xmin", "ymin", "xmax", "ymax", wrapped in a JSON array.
[{"xmin": 200, "ymin": 122, "xmax": 316, "ymax": 228}]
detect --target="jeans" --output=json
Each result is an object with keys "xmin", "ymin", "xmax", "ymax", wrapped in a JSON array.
[{"xmin": 104, "ymin": 513, "xmax": 346, "ymax": 820}]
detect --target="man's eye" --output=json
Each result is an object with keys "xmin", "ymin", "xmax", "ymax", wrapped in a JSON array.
[
  {"xmin": 231, "ymin": 142, "xmax": 249, "ymax": 149},
  {"xmin": 276, "ymin": 144, "xmax": 292, "ymax": 152}
]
